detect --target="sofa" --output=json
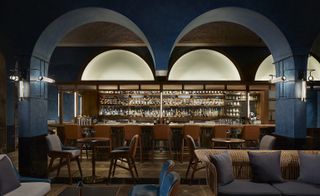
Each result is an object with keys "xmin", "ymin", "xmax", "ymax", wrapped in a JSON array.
[
  {"xmin": 195, "ymin": 149, "xmax": 320, "ymax": 196},
  {"xmin": 0, "ymin": 154, "xmax": 51, "ymax": 196}
]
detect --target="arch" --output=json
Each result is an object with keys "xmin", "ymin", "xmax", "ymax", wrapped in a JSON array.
[
  {"xmin": 171, "ymin": 7, "xmax": 292, "ymax": 63},
  {"xmin": 32, "ymin": 7, "xmax": 155, "ymax": 73},
  {"xmin": 81, "ymin": 50, "xmax": 154, "ymax": 81},
  {"xmin": 255, "ymin": 54, "xmax": 320, "ymax": 81},
  {"xmin": 168, "ymin": 49, "xmax": 241, "ymax": 81}
]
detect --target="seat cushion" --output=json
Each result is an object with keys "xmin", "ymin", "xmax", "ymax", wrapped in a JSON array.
[
  {"xmin": 272, "ymin": 181, "xmax": 320, "ymax": 196},
  {"xmin": 248, "ymin": 151, "xmax": 283, "ymax": 183},
  {"xmin": 4, "ymin": 182, "xmax": 50, "ymax": 196},
  {"xmin": 218, "ymin": 179, "xmax": 281, "ymax": 196},
  {"xmin": 298, "ymin": 151, "xmax": 320, "ymax": 184},
  {"xmin": 63, "ymin": 149, "xmax": 80, "ymax": 157},
  {"xmin": 129, "ymin": 184, "xmax": 158, "ymax": 196},
  {"xmin": 209, "ymin": 151, "xmax": 234, "ymax": 185},
  {"xmin": 0, "ymin": 156, "xmax": 21, "ymax": 195}
]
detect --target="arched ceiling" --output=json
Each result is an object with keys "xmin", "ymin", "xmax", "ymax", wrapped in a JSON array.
[{"xmin": 58, "ymin": 22, "xmax": 145, "ymax": 47}]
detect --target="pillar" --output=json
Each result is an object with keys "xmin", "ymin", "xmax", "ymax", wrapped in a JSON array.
[{"xmin": 275, "ymin": 54, "xmax": 308, "ymax": 140}]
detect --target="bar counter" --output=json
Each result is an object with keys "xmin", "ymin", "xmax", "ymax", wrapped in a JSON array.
[{"xmin": 48, "ymin": 123, "xmax": 275, "ymax": 159}]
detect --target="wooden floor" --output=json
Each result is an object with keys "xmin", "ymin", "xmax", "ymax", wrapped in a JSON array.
[{"xmin": 47, "ymin": 152, "xmax": 212, "ymax": 195}]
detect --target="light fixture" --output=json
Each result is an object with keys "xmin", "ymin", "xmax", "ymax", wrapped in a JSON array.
[
  {"xmin": 38, "ymin": 76, "xmax": 55, "ymax": 83},
  {"xmin": 9, "ymin": 75, "xmax": 20, "ymax": 81},
  {"xmin": 301, "ymin": 79, "xmax": 307, "ymax": 102},
  {"xmin": 269, "ymin": 74, "xmax": 286, "ymax": 83},
  {"xmin": 307, "ymin": 69, "xmax": 315, "ymax": 81}
]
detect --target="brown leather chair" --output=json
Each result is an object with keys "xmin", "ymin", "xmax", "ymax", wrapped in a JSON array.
[
  {"xmin": 123, "ymin": 125, "xmax": 143, "ymax": 162},
  {"xmin": 241, "ymin": 125, "xmax": 260, "ymax": 147},
  {"xmin": 46, "ymin": 134, "xmax": 83, "ymax": 184},
  {"xmin": 93, "ymin": 124, "xmax": 113, "ymax": 152},
  {"xmin": 152, "ymin": 124, "xmax": 172, "ymax": 160},
  {"xmin": 181, "ymin": 125, "xmax": 201, "ymax": 162},
  {"xmin": 185, "ymin": 135, "xmax": 205, "ymax": 184},
  {"xmin": 108, "ymin": 134, "xmax": 139, "ymax": 183},
  {"xmin": 213, "ymin": 125, "xmax": 230, "ymax": 138}
]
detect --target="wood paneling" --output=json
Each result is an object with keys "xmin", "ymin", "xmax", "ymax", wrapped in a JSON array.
[{"xmin": 81, "ymin": 91, "xmax": 98, "ymax": 116}]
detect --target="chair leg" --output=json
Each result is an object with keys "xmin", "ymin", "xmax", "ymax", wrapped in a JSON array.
[
  {"xmin": 190, "ymin": 161, "xmax": 198, "ymax": 185},
  {"xmin": 127, "ymin": 157, "xmax": 136, "ymax": 182},
  {"xmin": 107, "ymin": 157, "xmax": 114, "ymax": 183},
  {"xmin": 112, "ymin": 158, "xmax": 117, "ymax": 177},
  {"xmin": 56, "ymin": 158, "xmax": 63, "ymax": 177},
  {"xmin": 132, "ymin": 158, "xmax": 139, "ymax": 178},
  {"xmin": 76, "ymin": 157, "xmax": 83, "ymax": 178},
  {"xmin": 66, "ymin": 157, "xmax": 72, "ymax": 184},
  {"xmin": 152, "ymin": 139, "xmax": 155, "ymax": 161},
  {"xmin": 185, "ymin": 157, "xmax": 193, "ymax": 179},
  {"xmin": 139, "ymin": 139, "xmax": 143, "ymax": 162},
  {"xmin": 48, "ymin": 157, "xmax": 55, "ymax": 173}
]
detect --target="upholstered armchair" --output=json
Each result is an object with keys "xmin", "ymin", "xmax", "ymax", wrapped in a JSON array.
[{"xmin": 0, "ymin": 154, "xmax": 51, "ymax": 196}]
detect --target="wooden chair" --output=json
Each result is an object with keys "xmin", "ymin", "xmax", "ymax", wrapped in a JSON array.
[
  {"xmin": 123, "ymin": 125, "xmax": 143, "ymax": 162},
  {"xmin": 93, "ymin": 124, "xmax": 113, "ymax": 152},
  {"xmin": 152, "ymin": 124, "xmax": 173, "ymax": 160},
  {"xmin": 181, "ymin": 125, "xmax": 201, "ymax": 162},
  {"xmin": 45, "ymin": 134, "xmax": 82, "ymax": 184},
  {"xmin": 64, "ymin": 124, "xmax": 87, "ymax": 159},
  {"xmin": 241, "ymin": 125, "xmax": 260, "ymax": 147},
  {"xmin": 108, "ymin": 134, "xmax": 139, "ymax": 183},
  {"xmin": 185, "ymin": 135, "xmax": 205, "ymax": 184},
  {"xmin": 212, "ymin": 125, "xmax": 230, "ymax": 148}
]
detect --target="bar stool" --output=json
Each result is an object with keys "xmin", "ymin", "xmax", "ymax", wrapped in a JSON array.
[
  {"xmin": 93, "ymin": 124, "xmax": 113, "ymax": 152},
  {"xmin": 212, "ymin": 125, "xmax": 230, "ymax": 148},
  {"xmin": 123, "ymin": 125, "xmax": 143, "ymax": 162},
  {"xmin": 152, "ymin": 124, "xmax": 172, "ymax": 160},
  {"xmin": 64, "ymin": 124, "xmax": 88, "ymax": 159},
  {"xmin": 181, "ymin": 125, "xmax": 201, "ymax": 162},
  {"xmin": 241, "ymin": 125, "xmax": 260, "ymax": 147}
]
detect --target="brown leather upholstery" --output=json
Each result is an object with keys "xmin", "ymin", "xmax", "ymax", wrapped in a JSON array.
[
  {"xmin": 213, "ymin": 125, "xmax": 230, "ymax": 138},
  {"xmin": 64, "ymin": 124, "xmax": 82, "ymax": 145},
  {"xmin": 181, "ymin": 125, "xmax": 201, "ymax": 162},
  {"xmin": 93, "ymin": 124, "xmax": 113, "ymax": 151},
  {"xmin": 152, "ymin": 124, "xmax": 172, "ymax": 160},
  {"xmin": 241, "ymin": 125, "xmax": 260, "ymax": 147},
  {"xmin": 123, "ymin": 125, "xmax": 143, "ymax": 162}
]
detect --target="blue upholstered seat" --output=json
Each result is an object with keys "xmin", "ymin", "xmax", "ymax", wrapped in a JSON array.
[
  {"xmin": 129, "ymin": 160, "xmax": 176, "ymax": 196},
  {"xmin": 272, "ymin": 181, "xmax": 320, "ymax": 196},
  {"xmin": 218, "ymin": 179, "xmax": 281, "ymax": 196}
]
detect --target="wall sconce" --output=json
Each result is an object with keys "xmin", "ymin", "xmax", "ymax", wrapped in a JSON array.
[
  {"xmin": 307, "ymin": 69, "xmax": 315, "ymax": 81},
  {"xmin": 301, "ymin": 79, "xmax": 307, "ymax": 102},
  {"xmin": 38, "ymin": 76, "xmax": 55, "ymax": 83},
  {"xmin": 9, "ymin": 75, "xmax": 20, "ymax": 82},
  {"xmin": 269, "ymin": 74, "xmax": 286, "ymax": 83}
]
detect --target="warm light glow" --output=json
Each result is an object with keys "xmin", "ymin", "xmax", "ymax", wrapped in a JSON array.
[
  {"xmin": 38, "ymin": 76, "xmax": 55, "ymax": 83},
  {"xmin": 74, "ymin": 92, "xmax": 77, "ymax": 118},
  {"xmin": 81, "ymin": 50, "xmax": 154, "ymax": 81},
  {"xmin": 169, "ymin": 49, "xmax": 241, "ymax": 81},
  {"xmin": 255, "ymin": 55, "xmax": 320, "ymax": 81},
  {"xmin": 57, "ymin": 92, "xmax": 60, "ymax": 117}
]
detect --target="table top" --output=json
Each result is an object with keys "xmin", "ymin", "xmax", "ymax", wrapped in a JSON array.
[
  {"xmin": 211, "ymin": 138, "xmax": 245, "ymax": 143},
  {"xmin": 77, "ymin": 137, "xmax": 111, "ymax": 143}
]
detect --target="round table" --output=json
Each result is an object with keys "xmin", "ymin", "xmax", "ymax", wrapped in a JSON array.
[
  {"xmin": 77, "ymin": 137, "xmax": 110, "ymax": 183},
  {"xmin": 211, "ymin": 138, "xmax": 245, "ymax": 149}
]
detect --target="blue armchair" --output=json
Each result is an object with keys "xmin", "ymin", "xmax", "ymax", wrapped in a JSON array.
[
  {"xmin": 0, "ymin": 154, "xmax": 51, "ymax": 196},
  {"xmin": 129, "ymin": 160, "xmax": 180, "ymax": 196}
]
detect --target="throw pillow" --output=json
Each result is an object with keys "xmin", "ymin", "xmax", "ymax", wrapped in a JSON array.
[
  {"xmin": 298, "ymin": 151, "xmax": 320, "ymax": 184},
  {"xmin": 209, "ymin": 151, "xmax": 234, "ymax": 185},
  {"xmin": 248, "ymin": 151, "xmax": 283, "ymax": 183},
  {"xmin": 0, "ymin": 156, "xmax": 21, "ymax": 195}
]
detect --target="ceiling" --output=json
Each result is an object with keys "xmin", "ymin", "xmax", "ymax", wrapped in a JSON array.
[
  {"xmin": 58, "ymin": 22, "xmax": 144, "ymax": 47},
  {"xmin": 58, "ymin": 21, "xmax": 266, "ymax": 47}
]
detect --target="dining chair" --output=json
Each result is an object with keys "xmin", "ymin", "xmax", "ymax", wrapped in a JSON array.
[
  {"xmin": 181, "ymin": 125, "xmax": 201, "ymax": 162},
  {"xmin": 93, "ymin": 124, "xmax": 113, "ymax": 152},
  {"xmin": 46, "ymin": 134, "xmax": 83, "ymax": 184},
  {"xmin": 152, "ymin": 124, "xmax": 173, "ymax": 160}
]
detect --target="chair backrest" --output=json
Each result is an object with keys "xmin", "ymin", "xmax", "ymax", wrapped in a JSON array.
[
  {"xmin": 259, "ymin": 135, "xmax": 276, "ymax": 150},
  {"xmin": 153, "ymin": 124, "xmax": 172, "ymax": 140},
  {"xmin": 46, "ymin": 134, "xmax": 62, "ymax": 151},
  {"xmin": 213, "ymin": 125, "xmax": 230, "ymax": 138},
  {"xmin": 64, "ymin": 124, "xmax": 82, "ymax": 140},
  {"xmin": 242, "ymin": 125, "xmax": 260, "ymax": 141},
  {"xmin": 0, "ymin": 154, "xmax": 15, "ymax": 170},
  {"xmin": 183, "ymin": 125, "xmax": 201, "ymax": 140},
  {"xmin": 185, "ymin": 135, "xmax": 197, "ymax": 155},
  {"xmin": 159, "ymin": 160, "xmax": 175, "ymax": 186},
  {"xmin": 129, "ymin": 134, "xmax": 140, "ymax": 158},
  {"xmin": 93, "ymin": 125, "xmax": 112, "ymax": 138},
  {"xmin": 159, "ymin": 171, "xmax": 180, "ymax": 196},
  {"xmin": 124, "ymin": 125, "xmax": 141, "ymax": 141}
]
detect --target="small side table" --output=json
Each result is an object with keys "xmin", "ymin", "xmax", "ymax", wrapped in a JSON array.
[{"xmin": 211, "ymin": 138, "xmax": 245, "ymax": 149}]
